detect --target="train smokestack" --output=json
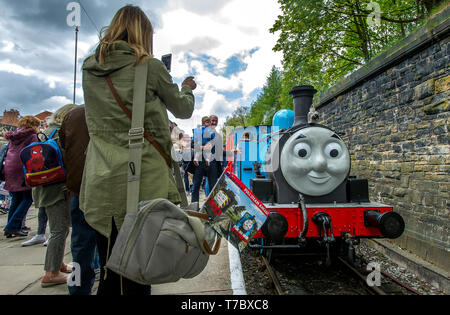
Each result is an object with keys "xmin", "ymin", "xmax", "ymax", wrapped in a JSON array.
[{"xmin": 289, "ymin": 85, "xmax": 317, "ymax": 127}]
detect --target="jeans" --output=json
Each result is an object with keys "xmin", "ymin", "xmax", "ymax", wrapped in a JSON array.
[
  {"xmin": 184, "ymin": 170, "xmax": 190, "ymax": 192},
  {"xmin": 191, "ymin": 161, "xmax": 218, "ymax": 203},
  {"xmin": 4, "ymin": 190, "xmax": 33, "ymax": 232},
  {"xmin": 68, "ymin": 196, "xmax": 98, "ymax": 295}
]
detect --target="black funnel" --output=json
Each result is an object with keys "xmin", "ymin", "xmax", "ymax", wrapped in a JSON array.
[{"xmin": 289, "ymin": 85, "xmax": 317, "ymax": 127}]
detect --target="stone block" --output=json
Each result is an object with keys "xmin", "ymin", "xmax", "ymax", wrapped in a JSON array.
[
  {"xmin": 414, "ymin": 79, "xmax": 435, "ymax": 100},
  {"xmin": 423, "ymin": 99, "xmax": 449, "ymax": 115},
  {"xmin": 435, "ymin": 75, "xmax": 450, "ymax": 93}
]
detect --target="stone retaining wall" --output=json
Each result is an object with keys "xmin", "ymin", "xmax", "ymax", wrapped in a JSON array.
[{"xmin": 315, "ymin": 7, "xmax": 449, "ymax": 272}]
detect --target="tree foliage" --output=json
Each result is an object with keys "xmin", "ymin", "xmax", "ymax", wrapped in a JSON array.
[
  {"xmin": 247, "ymin": 66, "xmax": 284, "ymax": 125},
  {"xmin": 224, "ymin": 0, "xmax": 446, "ymax": 128},
  {"xmin": 270, "ymin": 0, "xmax": 434, "ymax": 93}
]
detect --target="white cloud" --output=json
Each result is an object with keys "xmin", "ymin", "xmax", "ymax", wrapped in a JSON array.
[
  {"xmin": 0, "ymin": 0, "xmax": 282, "ymax": 135},
  {"xmin": 41, "ymin": 96, "xmax": 73, "ymax": 112},
  {"xmin": 0, "ymin": 59, "xmax": 36, "ymax": 76},
  {"xmin": 155, "ymin": 0, "xmax": 282, "ymax": 136},
  {"xmin": 0, "ymin": 40, "xmax": 15, "ymax": 53}
]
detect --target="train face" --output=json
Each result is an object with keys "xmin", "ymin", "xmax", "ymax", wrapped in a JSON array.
[
  {"xmin": 229, "ymin": 85, "xmax": 405, "ymax": 261},
  {"xmin": 280, "ymin": 126, "xmax": 350, "ymax": 196}
]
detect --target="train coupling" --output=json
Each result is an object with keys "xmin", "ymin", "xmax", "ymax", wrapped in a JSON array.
[
  {"xmin": 312, "ymin": 212, "xmax": 336, "ymax": 266},
  {"xmin": 312, "ymin": 212, "xmax": 335, "ymax": 245}
]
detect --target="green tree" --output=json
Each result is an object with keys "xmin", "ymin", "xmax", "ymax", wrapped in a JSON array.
[
  {"xmin": 270, "ymin": 0, "xmax": 430, "ymax": 93},
  {"xmin": 223, "ymin": 106, "xmax": 250, "ymax": 128},
  {"xmin": 248, "ymin": 66, "xmax": 284, "ymax": 125}
]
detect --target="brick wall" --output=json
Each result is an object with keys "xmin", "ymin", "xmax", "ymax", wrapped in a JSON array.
[
  {"xmin": 315, "ymin": 8, "xmax": 449, "ymax": 271},
  {"xmin": 0, "ymin": 110, "xmax": 19, "ymax": 126}
]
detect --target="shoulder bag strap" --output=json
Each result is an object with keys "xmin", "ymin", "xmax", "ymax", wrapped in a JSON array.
[
  {"xmin": 126, "ymin": 61, "xmax": 148, "ymax": 214},
  {"xmin": 106, "ymin": 65, "xmax": 194, "ymax": 212},
  {"xmin": 105, "ymin": 74, "xmax": 171, "ymax": 168}
]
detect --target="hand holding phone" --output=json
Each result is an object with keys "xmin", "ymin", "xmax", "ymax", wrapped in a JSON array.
[{"xmin": 182, "ymin": 76, "xmax": 197, "ymax": 91}]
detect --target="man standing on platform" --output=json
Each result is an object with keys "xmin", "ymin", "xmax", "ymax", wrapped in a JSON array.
[
  {"xmin": 191, "ymin": 116, "xmax": 219, "ymax": 203},
  {"xmin": 60, "ymin": 105, "xmax": 99, "ymax": 295}
]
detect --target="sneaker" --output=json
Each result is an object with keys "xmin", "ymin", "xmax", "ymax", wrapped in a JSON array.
[
  {"xmin": 22, "ymin": 234, "xmax": 46, "ymax": 247},
  {"xmin": 43, "ymin": 239, "xmax": 48, "ymax": 246},
  {"xmin": 4, "ymin": 230, "xmax": 28, "ymax": 238}
]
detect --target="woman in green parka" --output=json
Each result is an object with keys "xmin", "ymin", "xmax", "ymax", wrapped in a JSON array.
[{"xmin": 80, "ymin": 5, "xmax": 196, "ymax": 295}]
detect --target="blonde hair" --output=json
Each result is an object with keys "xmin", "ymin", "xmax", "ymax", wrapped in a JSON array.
[
  {"xmin": 202, "ymin": 116, "xmax": 211, "ymax": 125},
  {"xmin": 98, "ymin": 5, "xmax": 153, "ymax": 65},
  {"xmin": 18, "ymin": 116, "xmax": 40, "ymax": 129},
  {"xmin": 48, "ymin": 104, "xmax": 78, "ymax": 126}
]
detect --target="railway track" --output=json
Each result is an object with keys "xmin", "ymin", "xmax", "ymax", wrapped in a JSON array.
[
  {"xmin": 259, "ymin": 253, "xmax": 421, "ymax": 295},
  {"xmin": 337, "ymin": 256, "xmax": 422, "ymax": 295},
  {"xmin": 261, "ymin": 256, "xmax": 284, "ymax": 295}
]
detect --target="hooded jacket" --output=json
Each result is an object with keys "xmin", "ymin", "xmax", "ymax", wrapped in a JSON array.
[
  {"xmin": 80, "ymin": 41, "xmax": 195, "ymax": 238},
  {"xmin": 4, "ymin": 128, "xmax": 38, "ymax": 192}
]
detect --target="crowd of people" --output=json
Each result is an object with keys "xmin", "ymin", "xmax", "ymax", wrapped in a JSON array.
[
  {"xmin": 179, "ymin": 115, "xmax": 228, "ymax": 205},
  {"xmin": 0, "ymin": 5, "xmax": 226, "ymax": 295},
  {"xmin": 1, "ymin": 106, "xmax": 100, "ymax": 293}
]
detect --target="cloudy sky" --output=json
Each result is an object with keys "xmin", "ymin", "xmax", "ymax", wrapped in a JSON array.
[{"xmin": 0, "ymin": 0, "xmax": 282, "ymax": 134}]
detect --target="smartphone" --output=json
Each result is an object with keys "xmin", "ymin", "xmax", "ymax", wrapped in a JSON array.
[{"xmin": 161, "ymin": 54, "xmax": 172, "ymax": 72}]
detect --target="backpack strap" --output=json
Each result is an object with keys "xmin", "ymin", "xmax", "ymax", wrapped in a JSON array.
[{"xmin": 48, "ymin": 128, "xmax": 59, "ymax": 140}]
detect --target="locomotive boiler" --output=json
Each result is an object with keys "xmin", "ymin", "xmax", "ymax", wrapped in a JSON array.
[{"xmin": 228, "ymin": 85, "xmax": 405, "ymax": 264}]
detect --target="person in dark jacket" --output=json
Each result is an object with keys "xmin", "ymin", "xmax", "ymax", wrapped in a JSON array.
[
  {"xmin": 3, "ymin": 116, "xmax": 40, "ymax": 237},
  {"xmin": 59, "ymin": 105, "xmax": 99, "ymax": 295}
]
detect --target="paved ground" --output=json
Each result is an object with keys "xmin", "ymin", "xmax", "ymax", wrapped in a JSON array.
[
  {"xmin": 0, "ymin": 195, "xmax": 234, "ymax": 295},
  {"xmin": 0, "ymin": 207, "xmax": 79, "ymax": 295}
]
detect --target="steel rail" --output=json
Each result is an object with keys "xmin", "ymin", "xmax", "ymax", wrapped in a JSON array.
[
  {"xmin": 261, "ymin": 256, "xmax": 284, "ymax": 295},
  {"xmin": 337, "ymin": 257, "xmax": 387, "ymax": 295}
]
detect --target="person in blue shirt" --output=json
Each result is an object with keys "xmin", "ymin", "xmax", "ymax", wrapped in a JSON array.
[{"xmin": 191, "ymin": 116, "xmax": 219, "ymax": 203}]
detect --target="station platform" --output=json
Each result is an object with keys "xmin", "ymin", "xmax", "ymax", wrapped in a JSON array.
[{"xmin": 0, "ymin": 205, "xmax": 246, "ymax": 295}]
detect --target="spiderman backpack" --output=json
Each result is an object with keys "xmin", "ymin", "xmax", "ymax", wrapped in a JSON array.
[{"xmin": 20, "ymin": 128, "xmax": 66, "ymax": 187}]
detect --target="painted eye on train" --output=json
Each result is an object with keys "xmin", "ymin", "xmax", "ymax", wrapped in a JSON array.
[
  {"xmin": 324, "ymin": 143, "xmax": 342, "ymax": 158},
  {"xmin": 293, "ymin": 143, "xmax": 311, "ymax": 158}
]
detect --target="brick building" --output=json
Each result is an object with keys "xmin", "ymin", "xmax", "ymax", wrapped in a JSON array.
[
  {"xmin": 0, "ymin": 109, "xmax": 20, "ymax": 126},
  {"xmin": 34, "ymin": 111, "xmax": 52, "ymax": 130}
]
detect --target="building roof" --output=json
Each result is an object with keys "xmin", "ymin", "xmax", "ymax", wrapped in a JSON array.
[{"xmin": 35, "ymin": 111, "xmax": 52, "ymax": 120}]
